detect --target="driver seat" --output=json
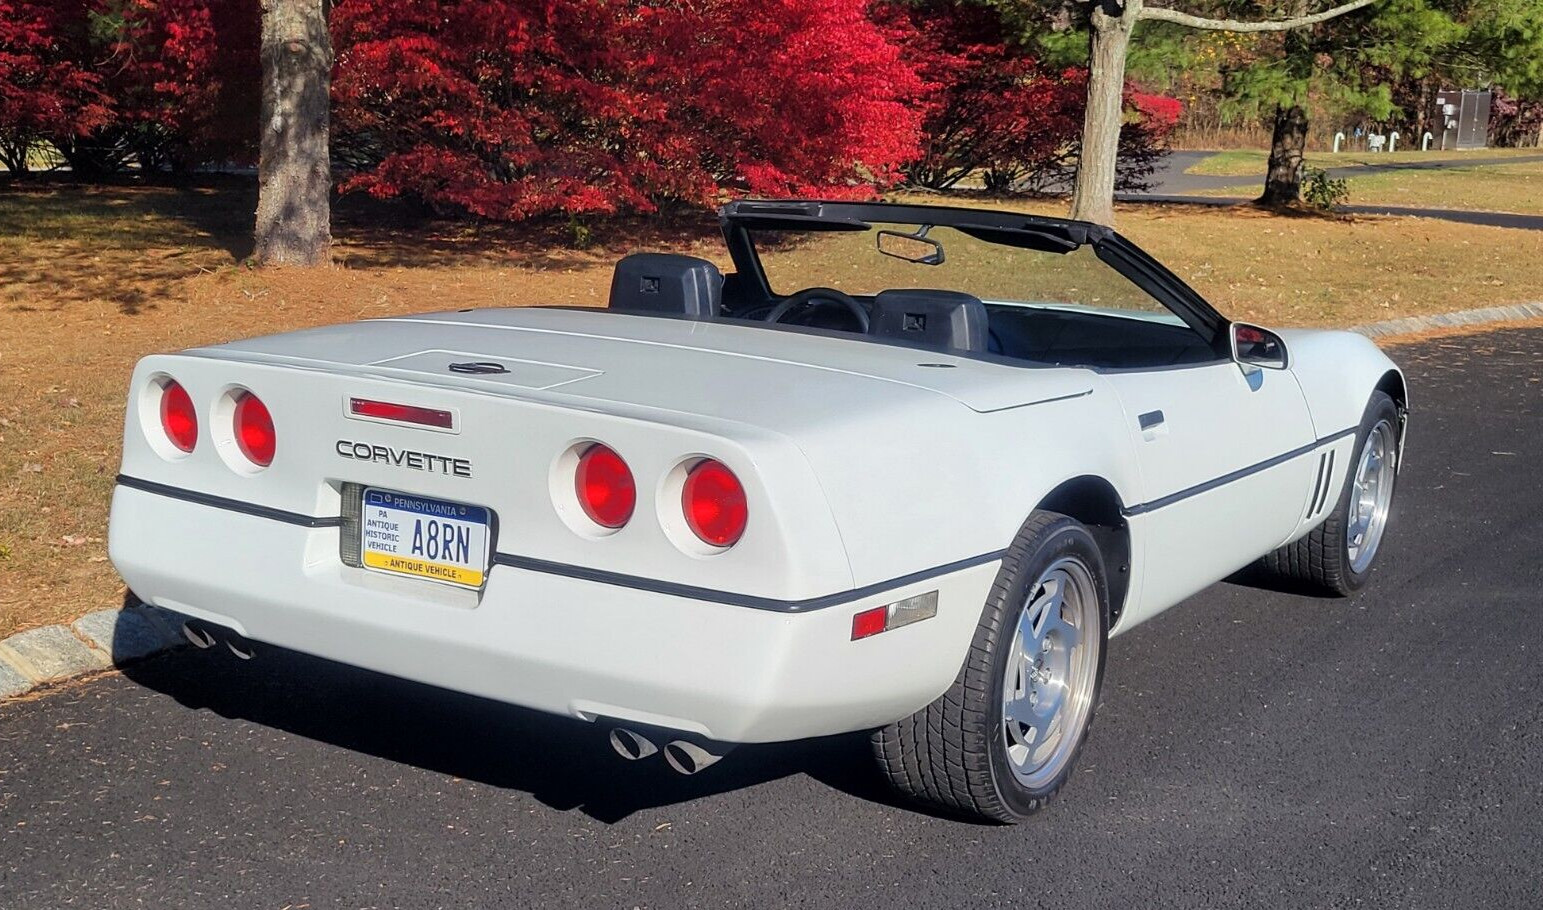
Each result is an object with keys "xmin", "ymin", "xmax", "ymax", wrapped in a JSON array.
[
  {"xmin": 608, "ymin": 253, "xmax": 722, "ymax": 319},
  {"xmin": 869, "ymin": 289, "xmax": 990, "ymax": 353}
]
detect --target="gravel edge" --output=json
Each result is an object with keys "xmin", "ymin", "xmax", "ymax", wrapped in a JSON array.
[{"xmin": 1350, "ymin": 301, "xmax": 1543, "ymax": 338}]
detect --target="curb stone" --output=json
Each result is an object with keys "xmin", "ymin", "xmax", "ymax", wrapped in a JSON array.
[
  {"xmin": 0, "ymin": 604, "xmax": 187, "ymax": 702},
  {"xmin": 0, "ymin": 660, "xmax": 30, "ymax": 699},
  {"xmin": 0, "ymin": 625, "xmax": 109, "ymax": 682},
  {"xmin": 2, "ymin": 305, "xmax": 1541, "ymax": 705},
  {"xmin": 72, "ymin": 606, "xmax": 185, "ymax": 663},
  {"xmin": 1353, "ymin": 301, "xmax": 1543, "ymax": 339}
]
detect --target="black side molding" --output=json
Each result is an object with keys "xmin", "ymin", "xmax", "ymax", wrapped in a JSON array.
[
  {"xmin": 117, "ymin": 475, "xmax": 1003, "ymax": 613},
  {"xmin": 1122, "ymin": 426, "xmax": 1357, "ymax": 517},
  {"xmin": 116, "ymin": 475, "xmax": 342, "ymax": 528},
  {"xmin": 491, "ymin": 550, "xmax": 1007, "ymax": 614}
]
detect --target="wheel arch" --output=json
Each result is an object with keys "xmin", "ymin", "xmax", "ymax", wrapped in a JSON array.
[
  {"xmin": 1036, "ymin": 475, "xmax": 1132, "ymax": 625},
  {"xmin": 1375, "ymin": 368, "xmax": 1408, "ymax": 413}
]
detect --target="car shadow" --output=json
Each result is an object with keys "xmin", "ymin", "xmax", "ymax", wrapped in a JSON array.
[{"xmin": 112, "ymin": 604, "xmax": 911, "ymax": 825}]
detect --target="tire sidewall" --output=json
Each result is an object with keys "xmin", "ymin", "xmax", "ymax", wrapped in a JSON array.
[
  {"xmin": 1336, "ymin": 392, "xmax": 1401, "ymax": 591},
  {"xmin": 985, "ymin": 516, "xmax": 1110, "ymax": 817}
]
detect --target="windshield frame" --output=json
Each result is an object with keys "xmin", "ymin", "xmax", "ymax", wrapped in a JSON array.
[{"xmin": 719, "ymin": 199, "xmax": 1228, "ymax": 351}]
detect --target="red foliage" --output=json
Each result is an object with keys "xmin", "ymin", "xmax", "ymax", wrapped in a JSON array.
[
  {"xmin": 1129, "ymin": 92, "xmax": 1184, "ymax": 134},
  {"xmin": 884, "ymin": 0, "xmax": 1181, "ymax": 195},
  {"xmin": 0, "ymin": 0, "xmax": 110, "ymax": 171},
  {"xmin": 78, "ymin": 0, "xmax": 238, "ymax": 170},
  {"xmin": 2, "ymin": 0, "xmax": 1181, "ymax": 209},
  {"xmin": 879, "ymin": 0, "xmax": 1079, "ymax": 189},
  {"xmin": 330, "ymin": 0, "xmax": 924, "ymax": 219}
]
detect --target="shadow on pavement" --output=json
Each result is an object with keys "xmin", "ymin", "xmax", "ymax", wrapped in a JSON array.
[{"xmin": 114, "ymin": 606, "xmax": 909, "ymax": 825}]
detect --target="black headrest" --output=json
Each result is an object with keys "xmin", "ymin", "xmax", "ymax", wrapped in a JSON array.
[
  {"xmin": 609, "ymin": 253, "xmax": 722, "ymax": 318},
  {"xmin": 870, "ymin": 289, "xmax": 990, "ymax": 353}
]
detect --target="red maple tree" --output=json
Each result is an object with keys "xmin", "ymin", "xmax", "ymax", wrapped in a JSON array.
[
  {"xmin": 331, "ymin": 0, "xmax": 925, "ymax": 219},
  {"xmin": 0, "ymin": 0, "xmax": 110, "ymax": 173},
  {"xmin": 884, "ymin": 0, "xmax": 1180, "ymax": 195}
]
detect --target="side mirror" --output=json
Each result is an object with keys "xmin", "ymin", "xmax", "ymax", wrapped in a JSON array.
[{"xmin": 1230, "ymin": 322, "xmax": 1288, "ymax": 370}]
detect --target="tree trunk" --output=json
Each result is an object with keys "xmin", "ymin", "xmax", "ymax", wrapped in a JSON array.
[
  {"xmin": 1259, "ymin": 103, "xmax": 1309, "ymax": 206},
  {"xmin": 1070, "ymin": 1, "xmax": 1140, "ymax": 226},
  {"xmin": 255, "ymin": 0, "xmax": 332, "ymax": 267}
]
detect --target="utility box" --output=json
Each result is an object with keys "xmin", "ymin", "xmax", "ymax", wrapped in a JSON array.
[{"xmin": 1433, "ymin": 90, "xmax": 1491, "ymax": 150}]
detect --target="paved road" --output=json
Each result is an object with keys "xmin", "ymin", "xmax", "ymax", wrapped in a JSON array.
[
  {"xmin": 1125, "ymin": 150, "xmax": 1543, "ymax": 231},
  {"xmin": 1123, "ymin": 192, "xmax": 1543, "ymax": 232},
  {"xmin": 1140, "ymin": 149, "xmax": 1543, "ymax": 195},
  {"xmin": 3, "ymin": 329, "xmax": 1542, "ymax": 909}
]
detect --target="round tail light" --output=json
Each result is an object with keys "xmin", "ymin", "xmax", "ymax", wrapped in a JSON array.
[
  {"xmin": 233, "ymin": 391, "xmax": 275, "ymax": 467},
  {"xmin": 159, "ymin": 380, "xmax": 197, "ymax": 453},
  {"xmin": 575, "ymin": 444, "xmax": 635, "ymax": 529},
  {"xmin": 682, "ymin": 459, "xmax": 747, "ymax": 548}
]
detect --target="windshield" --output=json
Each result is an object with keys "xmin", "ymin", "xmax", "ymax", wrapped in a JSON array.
[{"xmin": 748, "ymin": 222, "xmax": 1181, "ymax": 323}]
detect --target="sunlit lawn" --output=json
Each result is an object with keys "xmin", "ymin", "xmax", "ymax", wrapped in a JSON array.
[{"xmin": 2, "ymin": 180, "xmax": 1541, "ymax": 635}]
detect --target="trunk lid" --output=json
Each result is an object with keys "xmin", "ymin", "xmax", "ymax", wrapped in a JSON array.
[{"xmin": 190, "ymin": 307, "xmax": 1093, "ymax": 425}]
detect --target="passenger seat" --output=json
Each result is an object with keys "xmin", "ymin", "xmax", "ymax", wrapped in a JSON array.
[{"xmin": 608, "ymin": 253, "xmax": 723, "ymax": 318}]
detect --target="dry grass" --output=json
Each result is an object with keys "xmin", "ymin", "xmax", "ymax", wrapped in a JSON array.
[{"xmin": 1, "ymin": 180, "xmax": 1541, "ymax": 636}]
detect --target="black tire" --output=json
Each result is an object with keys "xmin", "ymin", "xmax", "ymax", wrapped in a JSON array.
[
  {"xmin": 1258, "ymin": 390, "xmax": 1401, "ymax": 596},
  {"xmin": 872, "ymin": 512, "xmax": 1110, "ymax": 823}
]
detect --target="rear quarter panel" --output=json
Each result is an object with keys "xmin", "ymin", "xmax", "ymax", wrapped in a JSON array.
[{"xmin": 790, "ymin": 374, "xmax": 1143, "ymax": 589}]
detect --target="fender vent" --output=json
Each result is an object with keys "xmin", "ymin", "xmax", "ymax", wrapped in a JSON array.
[{"xmin": 1306, "ymin": 450, "xmax": 1337, "ymax": 520}]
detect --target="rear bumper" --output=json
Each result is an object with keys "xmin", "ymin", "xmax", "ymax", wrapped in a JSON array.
[{"xmin": 108, "ymin": 483, "xmax": 997, "ymax": 743}]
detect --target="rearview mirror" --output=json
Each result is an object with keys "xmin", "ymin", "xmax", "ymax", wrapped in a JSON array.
[
  {"xmin": 877, "ymin": 226, "xmax": 945, "ymax": 265},
  {"xmin": 1230, "ymin": 322, "xmax": 1288, "ymax": 370}
]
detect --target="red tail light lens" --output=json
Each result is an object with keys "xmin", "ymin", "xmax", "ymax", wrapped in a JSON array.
[
  {"xmin": 682, "ymin": 459, "xmax": 747, "ymax": 548},
  {"xmin": 233, "ymin": 391, "xmax": 275, "ymax": 467},
  {"xmin": 159, "ymin": 380, "xmax": 197, "ymax": 453},
  {"xmin": 575, "ymin": 444, "xmax": 635, "ymax": 529}
]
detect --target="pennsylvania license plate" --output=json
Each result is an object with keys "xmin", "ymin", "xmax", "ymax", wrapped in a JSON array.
[{"xmin": 359, "ymin": 488, "xmax": 491, "ymax": 588}]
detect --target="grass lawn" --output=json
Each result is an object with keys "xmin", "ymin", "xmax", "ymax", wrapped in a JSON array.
[
  {"xmin": 2, "ymin": 181, "xmax": 1542, "ymax": 637},
  {"xmin": 1186, "ymin": 147, "xmax": 1543, "ymax": 177}
]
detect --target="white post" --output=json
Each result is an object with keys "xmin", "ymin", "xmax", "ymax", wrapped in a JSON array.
[
  {"xmin": 1388, "ymin": 131, "xmax": 1399, "ymax": 153},
  {"xmin": 1422, "ymin": 131, "xmax": 1433, "ymax": 151},
  {"xmin": 1333, "ymin": 131, "xmax": 1345, "ymax": 153}
]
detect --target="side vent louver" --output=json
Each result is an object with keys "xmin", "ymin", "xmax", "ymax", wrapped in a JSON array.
[{"xmin": 1306, "ymin": 451, "xmax": 1337, "ymax": 520}]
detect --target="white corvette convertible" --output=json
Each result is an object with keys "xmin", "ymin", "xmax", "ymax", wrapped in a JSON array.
[{"xmin": 110, "ymin": 200, "xmax": 1406, "ymax": 822}]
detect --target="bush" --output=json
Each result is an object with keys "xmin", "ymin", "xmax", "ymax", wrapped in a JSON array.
[{"xmin": 1302, "ymin": 166, "xmax": 1349, "ymax": 211}]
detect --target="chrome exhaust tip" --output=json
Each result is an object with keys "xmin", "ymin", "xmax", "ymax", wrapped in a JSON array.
[
  {"xmin": 608, "ymin": 727, "xmax": 658, "ymax": 761},
  {"xmin": 225, "ymin": 635, "xmax": 256, "ymax": 660},
  {"xmin": 182, "ymin": 621, "xmax": 216, "ymax": 650},
  {"xmin": 663, "ymin": 740, "xmax": 722, "ymax": 775}
]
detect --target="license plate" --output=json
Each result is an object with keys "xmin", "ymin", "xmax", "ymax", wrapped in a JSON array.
[{"xmin": 359, "ymin": 488, "xmax": 491, "ymax": 588}]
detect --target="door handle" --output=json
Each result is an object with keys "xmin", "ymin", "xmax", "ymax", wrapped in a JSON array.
[{"xmin": 1138, "ymin": 410, "xmax": 1165, "ymax": 430}]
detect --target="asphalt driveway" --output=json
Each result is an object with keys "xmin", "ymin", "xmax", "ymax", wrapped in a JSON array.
[{"xmin": 2, "ymin": 328, "xmax": 1540, "ymax": 909}]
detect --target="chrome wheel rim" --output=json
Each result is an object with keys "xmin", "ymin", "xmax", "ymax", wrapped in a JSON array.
[
  {"xmin": 1001, "ymin": 556, "xmax": 1099, "ymax": 790},
  {"xmin": 1346, "ymin": 418, "xmax": 1397, "ymax": 575}
]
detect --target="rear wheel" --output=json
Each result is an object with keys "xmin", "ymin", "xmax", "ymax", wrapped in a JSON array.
[
  {"xmin": 1258, "ymin": 391, "xmax": 1400, "ymax": 595},
  {"xmin": 872, "ymin": 512, "xmax": 1109, "ymax": 823}
]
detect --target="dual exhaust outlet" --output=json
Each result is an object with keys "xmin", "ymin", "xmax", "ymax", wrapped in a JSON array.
[
  {"xmin": 608, "ymin": 727, "xmax": 726, "ymax": 776},
  {"xmin": 183, "ymin": 620, "xmax": 255, "ymax": 660},
  {"xmin": 187, "ymin": 619, "xmax": 723, "ymax": 776}
]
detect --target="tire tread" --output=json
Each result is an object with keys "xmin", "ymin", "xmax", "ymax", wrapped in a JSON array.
[{"xmin": 872, "ymin": 512, "xmax": 1104, "ymax": 822}]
